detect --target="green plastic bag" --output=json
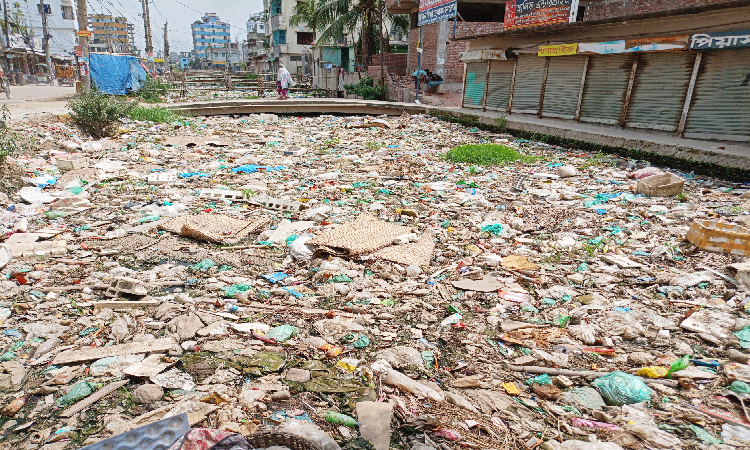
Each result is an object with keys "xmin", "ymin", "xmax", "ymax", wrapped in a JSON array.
[
  {"xmin": 728, "ymin": 380, "xmax": 750, "ymax": 395},
  {"xmin": 191, "ymin": 259, "xmax": 215, "ymax": 271},
  {"xmin": 265, "ymin": 325, "xmax": 299, "ymax": 343},
  {"xmin": 55, "ymin": 381, "xmax": 99, "ymax": 407},
  {"xmin": 421, "ymin": 351, "xmax": 435, "ymax": 369},
  {"xmin": 221, "ymin": 284, "xmax": 252, "ymax": 298},
  {"xmin": 592, "ymin": 371, "xmax": 651, "ymax": 406},
  {"xmin": 667, "ymin": 354, "xmax": 690, "ymax": 378},
  {"xmin": 525, "ymin": 374, "xmax": 552, "ymax": 386}
]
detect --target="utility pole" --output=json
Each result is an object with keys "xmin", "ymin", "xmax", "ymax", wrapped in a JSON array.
[
  {"xmin": 378, "ymin": 0, "xmax": 385, "ymax": 100},
  {"xmin": 2, "ymin": 0, "xmax": 15, "ymax": 84},
  {"xmin": 39, "ymin": 0, "xmax": 51, "ymax": 69},
  {"xmin": 141, "ymin": 0, "xmax": 154, "ymax": 73},
  {"xmin": 76, "ymin": 0, "xmax": 90, "ymax": 91},
  {"xmin": 163, "ymin": 21, "xmax": 168, "ymax": 69}
]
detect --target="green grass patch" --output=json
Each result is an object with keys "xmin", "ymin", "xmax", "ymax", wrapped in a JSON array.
[
  {"xmin": 445, "ymin": 143, "xmax": 537, "ymax": 166},
  {"xmin": 128, "ymin": 105, "xmax": 182, "ymax": 123}
]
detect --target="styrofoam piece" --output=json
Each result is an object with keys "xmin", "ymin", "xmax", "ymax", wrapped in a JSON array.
[
  {"xmin": 80, "ymin": 413, "xmax": 189, "ymax": 450},
  {"xmin": 0, "ymin": 244, "xmax": 10, "ymax": 269},
  {"xmin": 105, "ymin": 276, "xmax": 148, "ymax": 297},
  {"xmin": 146, "ymin": 172, "xmax": 177, "ymax": 185},
  {"xmin": 55, "ymin": 156, "xmax": 91, "ymax": 171},
  {"xmin": 260, "ymin": 113, "xmax": 278, "ymax": 122},
  {"xmin": 249, "ymin": 195, "xmax": 303, "ymax": 212},
  {"xmin": 199, "ymin": 189, "xmax": 246, "ymax": 202},
  {"xmin": 283, "ymin": 147, "xmax": 308, "ymax": 156}
]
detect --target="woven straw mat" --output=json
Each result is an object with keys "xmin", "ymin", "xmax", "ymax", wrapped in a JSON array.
[
  {"xmin": 308, "ymin": 213, "xmax": 406, "ymax": 257},
  {"xmin": 159, "ymin": 214, "xmax": 269, "ymax": 244},
  {"xmin": 372, "ymin": 234, "xmax": 435, "ymax": 266}
]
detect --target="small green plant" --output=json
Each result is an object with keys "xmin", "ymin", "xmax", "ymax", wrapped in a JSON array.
[
  {"xmin": 244, "ymin": 74, "xmax": 259, "ymax": 80},
  {"xmin": 68, "ymin": 91, "xmax": 136, "ymax": 138},
  {"xmin": 137, "ymin": 75, "xmax": 173, "ymax": 102},
  {"xmin": 243, "ymin": 94, "xmax": 260, "ymax": 99},
  {"xmin": 365, "ymin": 142, "xmax": 383, "ymax": 151},
  {"xmin": 676, "ymin": 193, "xmax": 688, "ymax": 202},
  {"xmin": 344, "ymin": 77, "xmax": 388, "ymax": 100},
  {"xmin": 495, "ymin": 115, "xmax": 507, "ymax": 132},
  {"xmin": 128, "ymin": 105, "xmax": 182, "ymax": 123},
  {"xmin": 0, "ymin": 105, "xmax": 19, "ymax": 165},
  {"xmin": 445, "ymin": 144, "xmax": 536, "ymax": 166}
]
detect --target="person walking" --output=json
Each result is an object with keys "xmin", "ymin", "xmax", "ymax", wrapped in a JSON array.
[{"xmin": 277, "ymin": 63, "xmax": 295, "ymax": 99}]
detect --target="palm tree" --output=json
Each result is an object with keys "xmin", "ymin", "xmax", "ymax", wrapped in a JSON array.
[
  {"xmin": 289, "ymin": 0, "xmax": 319, "ymax": 40},
  {"xmin": 289, "ymin": 0, "xmax": 408, "ymax": 69}
]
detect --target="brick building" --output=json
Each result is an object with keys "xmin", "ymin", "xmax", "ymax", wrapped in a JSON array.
[
  {"xmin": 386, "ymin": 0, "xmax": 506, "ymax": 86},
  {"xmin": 456, "ymin": 0, "xmax": 750, "ymax": 142}
]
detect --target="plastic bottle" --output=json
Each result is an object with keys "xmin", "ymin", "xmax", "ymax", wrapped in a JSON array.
[{"xmin": 325, "ymin": 411, "xmax": 359, "ymax": 427}]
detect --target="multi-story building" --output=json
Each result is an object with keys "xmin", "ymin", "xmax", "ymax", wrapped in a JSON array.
[
  {"xmin": 263, "ymin": 0, "xmax": 314, "ymax": 74},
  {"xmin": 88, "ymin": 15, "xmax": 137, "ymax": 55},
  {"xmin": 0, "ymin": 0, "xmax": 77, "ymax": 56},
  {"xmin": 246, "ymin": 13, "xmax": 267, "ymax": 61},
  {"xmin": 457, "ymin": 0, "xmax": 750, "ymax": 142},
  {"xmin": 191, "ymin": 13, "xmax": 231, "ymax": 67}
]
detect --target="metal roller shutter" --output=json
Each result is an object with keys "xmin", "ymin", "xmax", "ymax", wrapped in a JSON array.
[
  {"xmin": 625, "ymin": 52, "xmax": 694, "ymax": 132},
  {"xmin": 579, "ymin": 54, "xmax": 634, "ymax": 125},
  {"xmin": 511, "ymin": 55, "xmax": 547, "ymax": 114},
  {"xmin": 542, "ymin": 55, "xmax": 587, "ymax": 120},
  {"xmin": 684, "ymin": 49, "xmax": 750, "ymax": 142},
  {"xmin": 485, "ymin": 60, "xmax": 515, "ymax": 112},
  {"xmin": 462, "ymin": 62, "xmax": 488, "ymax": 109}
]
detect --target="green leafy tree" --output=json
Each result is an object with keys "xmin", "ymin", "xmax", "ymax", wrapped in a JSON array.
[{"xmin": 288, "ymin": 0, "xmax": 408, "ymax": 68}]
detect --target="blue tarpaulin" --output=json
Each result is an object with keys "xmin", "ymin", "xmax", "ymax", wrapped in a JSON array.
[{"xmin": 90, "ymin": 54, "xmax": 147, "ymax": 95}]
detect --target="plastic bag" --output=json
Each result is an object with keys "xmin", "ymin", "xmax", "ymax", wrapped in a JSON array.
[
  {"xmin": 591, "ymin": 371, "xmax": 651, "ymax": 406},
  {"xmin": 55, "ymin": 381, "xmax": 98, "ymax": 406},
  {"xmin": 265, "ymin": 325, "xmax": 299, "ymax": 342},
  {"xmin": 728, "ymin": 380, "xmax": 750, "ymax": 395},
  {"xmin": 525, "ymin": 374, "xmax": 552, "ymax": 386}
]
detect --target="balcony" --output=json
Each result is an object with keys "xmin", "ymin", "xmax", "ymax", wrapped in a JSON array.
[
  {"xmin": 270, "ymin": 14, "xmax": 285, "ymax": 32},
  {"xmin": 386, "ymin": 0, "xmax": 419, "ymax": 14}
]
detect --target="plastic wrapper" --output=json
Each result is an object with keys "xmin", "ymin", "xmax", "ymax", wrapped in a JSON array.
[
  {"xmin": 667, "ymin": 354, "xmax": 690, "ymax": 377},
  {"xmin": 636, "ymin": 366, "xmax": 669, "ymax": 378},
  {"xmin": 591, "ymin": 371, "xmax": 651, "ymax": 406}
]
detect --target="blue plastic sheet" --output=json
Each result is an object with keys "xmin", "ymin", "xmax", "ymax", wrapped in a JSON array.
[
  {"xmin": 90, "ymin": 54, "xmax": 147, "ymax": 95},
  {"xmin": 231, "ymin": 165, "xmax": 286, "ymax": 174}
]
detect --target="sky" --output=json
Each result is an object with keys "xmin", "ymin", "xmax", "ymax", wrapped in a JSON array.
[{"xmin": 85, "ymin": 0, "xmax": 265, "ymax": 55}]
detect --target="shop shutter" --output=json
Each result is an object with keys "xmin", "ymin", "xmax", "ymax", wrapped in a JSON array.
[
  {"xmin": 625, "ymin": 52, "xmax": 694, "ymax": 132},
  {"xmin": 579, "ymin": 54, "xmax": 634, "ymax": 125},
  {"xmin": 462, "ymin": 62, "xmax": 487, "ymax": 109},
  {"xmin": 485, "ymin": 60, "xmax": 514, "ymax": 112},
  {"xmin": 684, "ymin": 49, "xmax": 750, "ymax": 141},
  {"xmin": 542, "ymin": 55, "xmax": 587, "ymax": 120},
  {"xmin": 510, "ymin": 55, "xmax": 547, "ymax": 114}
]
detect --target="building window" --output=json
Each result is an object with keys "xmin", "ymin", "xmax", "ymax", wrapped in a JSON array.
[
  {"xmin": 290, "ymin": 55, "xmax": 301, "ymax": 61},
  {"xmin": 61, "ymin": 5, "xmax": 73, "ymax": 20},
  {"xmin": 37, "ymin": 3, "xmax": 51, "ymax": 14},
  {"xmin": 273, "ymin": 30, "xmax": 286, "ymax": 45},
  {"xmin": 297, "ymin": 32, "xmax": 313, "ymax": 45},
  {"xmin": 270, "ymin": 0, "xmax": 282, "ymax": 16}
]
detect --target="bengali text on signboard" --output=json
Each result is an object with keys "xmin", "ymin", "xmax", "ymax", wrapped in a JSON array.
[
  {"xmin": 538, "ymin": 43, "xmax": 577, "ymax": 56},
  {"xmin": 504, "ymin": 0, "xmax": 578, "ymax": 30},
  {"xmin": 418, "ymin": 0, "xmax": 457, "ymax": 27},
  {"xmin": 690, "ymin": 30, "xmax": 750, "ymax": 51}
]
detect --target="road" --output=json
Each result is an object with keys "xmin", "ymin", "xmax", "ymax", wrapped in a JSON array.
[{"xmin": 0, "ymin": 84, "xmax": 77, "ymax": 117}]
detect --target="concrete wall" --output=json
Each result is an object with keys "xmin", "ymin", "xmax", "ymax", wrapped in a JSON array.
[
  {"xmin": 408, "ymin": 21, "xmax": 504, "ymax": 82},
  {"xmin": 585, "ymin": 0, "xmax": 734, "ymax": 21}
]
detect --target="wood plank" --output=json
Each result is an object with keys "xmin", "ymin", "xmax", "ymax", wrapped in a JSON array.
[{"xmin": 52, "ymin": 338, "xmax": 177, "ymax": 365}]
